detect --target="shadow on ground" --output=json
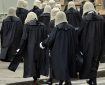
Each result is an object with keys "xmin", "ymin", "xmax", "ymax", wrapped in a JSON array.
[
  {"xmin": 7, "ymin": 79, "xmax": 58, "ymax": 85},
  {"xmin": 7, "ymin": 81, "xmax": 33, "ymax": 85},
  {"xmin": 98, "ymin": 70, "xmax": 105, "ymax": 77}
]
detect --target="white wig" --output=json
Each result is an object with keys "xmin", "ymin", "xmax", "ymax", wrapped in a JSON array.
[
  {"xmin": 8, "ymin": 7, "xmax": 16, "ymax": 16},
  {"xmin": 55, "ymin": 11, "xmax": 68, "ymax": 26},
  {"xmin": 43, "ymin": 5, "xmax": 51, "ymax": 13},
  {"xmin": 83, "ymin": 1, "xmax": 97, "ymax": 15},
  {"xmin": 33, "ymin": 0, "xmax": 41, "ymax": 8},
  {"xmin": 23, "ymin": 0, "xmax": 28, "ymax": 8},
  {"xmin": 48, "ymin": 0, "xmax": 56, "ymax": 9},
  {"xmin": 68, "ymin": 1, "xmax": 76, "ymax": 10},
  {"xmin": 55, "ymin": 3, "xmax": 62, "ymax": 10},
  {"xmin": 50, "ymin": 7, "xmax": 60, "ymax": 20},
  {"xmin": 25, "ymin": 12, "xmax": 38, "ymax": 24},
  {"xmin": 41, "ymin": 2, "xmax": 47, "ymax": 9},
  {"xmin": 17, "ymin": 0, "xmax": 25, "ymax": 8}
]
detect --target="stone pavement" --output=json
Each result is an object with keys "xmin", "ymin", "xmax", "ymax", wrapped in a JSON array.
[
  {"xmin": 0, "ymin": 61, "xmax": 105, "ymax": 85},
  {"xmin": 0, "ymin": 22, "xmax": 2, "ymax": 31}
]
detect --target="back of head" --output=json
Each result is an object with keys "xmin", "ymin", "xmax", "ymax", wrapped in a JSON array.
[
  {"xmin": 44, "ymin": 5, "xmax": 51, "ymax": 13},
  {"xmin": 43, "ymin": 0, "xmax": 49, "ymax": 3},
  {"xmin": 51, "ymin": 7, "xmax": 60, "ymax": 20},
  {"xmin": 33, "ymin": 0, "xmax": 41, "ymax": 8},
  {"xmin": 8, "ymin": 7, "xmax": 16, "ymax": 16},
  {"xmin": 25, "ymin": 12, "xmax": 38, "ymax": 24},
  {"xmin": 55, "ymin": 3, "xmax": 62, "ymax": 10},
  {"xmin": 48, "ymin": 0, "xmax": 56, "ymax": 9},
  {"xmin": 41, "ymin": 2, "xmax": 47, "ymax": 9},
  {"xmin": 80, "ymin": 0, "xmax": 87, "ymax": 3},
  {"xmin": 68, "ymin": 1, "xmax": 76, "ymax": 10},
  {"xmin": 83, "ymin": 1, "xmax": 96, "ymax": 15},
  {"xmin": 23, "ymin": 0, "xmax": 28, "ymax": 8},
  {"xmin": 55, "ymin": 11, "xmax": 67, "ymax": 26},
  {"xmin": 17, "ymin": 0, "xmax": 25, "ymax": 8}
]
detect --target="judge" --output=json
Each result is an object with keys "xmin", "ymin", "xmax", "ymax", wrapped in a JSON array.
[
  {"xmin": 49, "ymin": 7, "xmax": 60, "ymax": 32},
  {"xmin": 30, "ymin": 0, "xmax": 42, "ymax": 17},
  {"xmin": 40, "ymin": 1, "xmax": 48, "ymax": 12},
  {"xmin": 80, "ymin": 0, "xmax": 86, "ymax": 16},
  {"xmin": 39, "ymin": 5, "xmax": 60, "ymax": 85},
  {"xmin": 79, "ymin": 1, "xmax": 105, "ymax": 85},
  {"xmin": 39, "ymin": 5, "xmax": 51, "ymax": 34},
  {"xmin": 0, "ymin": 7, "xmax": 23, "ymax": 62},
  {"xmin": 40, "ymin": 11, "xmax": 78, "ymax": 85},
  {"xmin": 16, "ymin": 12, "xmax": 48, "ymax": 84},
  {"xmin": 98, "ymin": 2, "xmax": 105, "ymax": 63},
  {"xmin": 48, "ymin": 0, "xmax": 56, "ymax": 9},
  {"xmin": 90, "ymin": 0, "xmax": 94, "ymax": 2},
  {"xmin": 55, "ymin": 3, "xmax": 62, "ymax": 10},
  {"xmin": 65, "ymin": 1, "xmax": 81, "ymax": 29},
  {"xmin": 16, "ymin": 0, "xmax": 28, "ymax": 24}
]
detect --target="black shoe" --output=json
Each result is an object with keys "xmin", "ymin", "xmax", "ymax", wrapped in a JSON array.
[
  {"xmin": 33, "ymin": 80, "xmax": 40, "ymax": 85},
  {"xmin": 92, "ymin": 78, "xmax": 97, "ymax": 85},
  {"xmin": 1, "ymin": 59, "xmax": 12, "ymax": 62},
  {"xmin": 33, "ymin": 81, "xmax": 38, "ymax": 85},
  {"xmin": 43, "ymin": 78, "xmax": 52, "ymax": 85},
  {"xmin": 59, "ymin": 80, "xmax": 63, "ymax": 85},
  {"xmin": 65, "ymin": 81, "xmax": 72, "ymax": 85},
  {"xmin": 87, "ymin": 80, "xmax": 92, "ymax": 85},
  {"xmin": 87, "ymin": 78, "xmax": 97, "ymax": 85}
]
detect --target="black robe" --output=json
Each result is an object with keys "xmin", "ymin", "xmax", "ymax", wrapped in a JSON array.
[
  {"xmin": 30, "ymin": 6, "xmax": 42, "ymax": 17},
  {"xmin": 79, "ymin": 13, "xmax": 105, "ymax": 79},
  {"xmin": 42, "ymin": 22, "xmax": 78, "ymax": 80},
  {"xmin": 64, "ymin": 5, "xmax": 68, "ymax": 12},
  {"xmin": 49, "ymin": 20, "xmax": 55, "ymax": 33},
  {"xmin": 0, "ymin": 16, "xmax": 23, "ymax": 61},
  {"xmin": 16, "ymin": 8, "xmax": 28, "ymax": 24},
  {"xmin": 19, "ymin": 19, "xmax": 48, "ymax": 78},
  {"xmin": 90, "ymin": 0, "xmax": 94, "ymax": 2},
  {"xmin": 39, "ymin": 13, "xmax": 50, "ymax": 34},
  {"xmin": 65, "ymin": 8, "xmax": 81, "ymax": 28},
  {"xmin": 100, "ymin": 15, "xmax": 105, "ymax": 63},
  {"xmin": 80, "ymin": 1, "xmax": 86, "ymax": 16}
]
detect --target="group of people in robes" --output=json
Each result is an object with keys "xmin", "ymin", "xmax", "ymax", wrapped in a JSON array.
[{"xmin": 0, "ymin": 0, "xmax": 105, "ymax": 85}]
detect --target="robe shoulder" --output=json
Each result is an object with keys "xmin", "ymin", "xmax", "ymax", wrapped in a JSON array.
[
  {"xmin": 30, "ymin": 6, "xmax": 42, "ymax": 16},
  {"xmin": 40, "ymin": 13, "xmax": 50, "ymax": 17},
  {"xmin": 65, "ymin": 8, "xmax": 79, "ymax": 14},
  {"xmin": 56, "ymin": 22, "xmax": 75, "ymax": 31},
  {"xmin": 39, "ymin": 13, "xmax": 50, "ymax": 23},
  {"xmin": 83, "ymin": 13, "xmax": 104, "ymax": 21},
  {"xmin": 25, "ymin": 19, "xmax": 45, "ymax": 26},
  {"xmin": 16, "ymin": 8, "xmax": 28, "ymax": 14},
  {"xmin": 3, "ymin": 16, "xmax": 21, "ymax": 22}
]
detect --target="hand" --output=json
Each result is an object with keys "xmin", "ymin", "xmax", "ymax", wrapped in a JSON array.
[
  {"xmin": 48, "ymin": 35, "xmax": 49, "ymax": 37},
  {"xmin": 40, "ymin": 42, "xmax": 45, "ymax": 49},
  {"xmin": 16, "ymin": 49, "xmax": 20, "ymax": 53},
  {"xmin": 80, "ymin": 51, "xmax": 83, "ymax": 55}
]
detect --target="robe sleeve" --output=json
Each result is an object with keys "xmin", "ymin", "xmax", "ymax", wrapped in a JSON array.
[
  {"xmin": 44, "ymin": 27, "xmax": 48, "ymax": 40},
  {"xmin": 78, "ymin": 19, "xmax": 86, "ymax": 52},
  {"xmin": 21, "ymin": 24, "xmax": 28, "ymax": 40},
  {"xmin": 17, "ymin": 20, "xmax": 23, "ymax": 39},
  {"xmin": 49, "ymin": 21, "xmax": 54, "ymax": 33},
  {"xmin": 8, "ymin": 23, "xmax": 27, "ymax": 71},
  {"xmin": 1, "ymin": 21, "xmax": 4, "ymax": 46},
  {"xmin": 104, "ymin": 20, "xmax": 105, "ymax": 38},
  {"xmin": 98, "ymin": 20, "xmax": 105, "ymax": 60},
  {"xmin": 73, "ymin": 29, "xmax": 79, "ymax": 53},
  {"xmin": 18, "ymin": 24, "xmax": 28, "ymax": 51},
  {"xmin": 42, "ymin": 28, "xmax": 57, "ymax": 49},
  {"xmin": 78, "ymin": 19, "xmax": 86, "ymax": 39},
  {"xmin": 76, "ymin": 11, "xmax": 82, "ymax": 24}
]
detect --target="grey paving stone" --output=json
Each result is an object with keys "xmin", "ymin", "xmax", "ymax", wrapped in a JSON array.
[{"xmin": 0, "ymin": 61, "xmax": 105, "ymax": 85}]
